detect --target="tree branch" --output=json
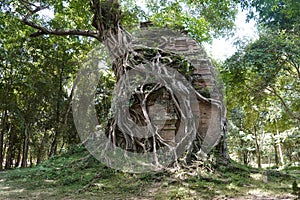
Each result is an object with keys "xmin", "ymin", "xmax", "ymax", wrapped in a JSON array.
[
  {"xmin": 288, "ymin": 58, "xmax": 300, "ymax": 79},
  {"xmin": 19, "ymin": 0, "xmax": 49, "ymax": 19},
  {"xmin": 266, "ymin": 86, "xmax": 300, "ymax": 121},
  {"xmin": 22, "ymin": 19, "xmax": 98, "ymax": 39},
  {"xmin": 19, "ymin": 0, "xmax": 99, "ymax": 40}
]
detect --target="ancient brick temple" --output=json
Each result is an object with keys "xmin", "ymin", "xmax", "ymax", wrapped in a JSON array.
[{"xmin": 108, "ymin": 27, "xmax": 226, "ymax": 155}]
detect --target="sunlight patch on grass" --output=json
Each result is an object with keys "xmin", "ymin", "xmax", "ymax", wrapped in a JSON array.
[
  {"xmin": 1, "ymin": 188, "xmax": 25, "ymax": 194},
  {"xmin": 0, "ymin": 186, "xmax": 10, "ymax": 190},
  {"xmin": 227, "ymin": 183, "xmax": 239, "ymax": 191},
  {"xmin": 44, "ymin": 179, "xmax": 56, "ymax": 183},
  {"xmin": 247, "ymin": 188, "xmax": 271, "ymax": 196},
  {"xmin": 250, "ymin": 173, "xmax": 263, "ymax": 181}
]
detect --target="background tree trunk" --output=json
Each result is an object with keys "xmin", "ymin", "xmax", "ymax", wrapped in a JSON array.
[
  {"xmin": 253, "ymin": 126, "xmax": 261, "ymax": 168},
  {"xmin": 4, "ymin": 125, "xmax": 13, "ymax": 169},
  {"xmin": 49, "ymin": 65, "xmax": 64, "ymax": 157},
  {"xmin": 272, "ymin": 133, "xmax": 279, "ymax": 166},
  {"xmin": 37, "ymin": 132, "xmax": 47, "ymax": 165},
  {"xmin": 15, "ymin": 146, "xmax": 21, "ymax": 168},
  {"xmin": 0, "ymin": 111, "xmax": 7, "ymax": 170},
  {"xmin": 21, "ymin": 124, "xmax": 29, "ymax": 168}
]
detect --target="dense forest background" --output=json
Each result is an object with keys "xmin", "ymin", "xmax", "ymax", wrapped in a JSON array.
[{"xmin": 0, "ymin": 0, "xmax": 299, "ymax": 172}]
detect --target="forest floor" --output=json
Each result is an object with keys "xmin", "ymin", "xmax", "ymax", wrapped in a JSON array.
[{"xmin": 0, "ymin": 146, "xmax": 299, "ymax": 200}]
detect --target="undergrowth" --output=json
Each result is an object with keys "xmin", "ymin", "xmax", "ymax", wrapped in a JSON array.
[{"xmin": 0, "ymin": 145, "xmax": 299, "ymax": 200}]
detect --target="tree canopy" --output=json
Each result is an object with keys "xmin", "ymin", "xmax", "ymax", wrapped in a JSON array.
[
  {"xmin": 3, "ymin": 0, "xmax": 238, "ymax": 42},
  {"xmin": 222, "ymin": 0, "xmax": 299, "ymax": 167}
]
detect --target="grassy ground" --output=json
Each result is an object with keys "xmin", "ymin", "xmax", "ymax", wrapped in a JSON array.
[{"xmin": 0, "ymin": 146, "xmax": 299, "ymax": 200}]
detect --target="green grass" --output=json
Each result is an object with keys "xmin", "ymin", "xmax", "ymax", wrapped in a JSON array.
[{"xmin": 0, "ymin": 146, "xmax": 299, "ymax": 200}]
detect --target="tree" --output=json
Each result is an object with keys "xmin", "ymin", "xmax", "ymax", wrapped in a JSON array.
[
  {"xmin": 222, "ymin": 0, "xmax": 300, "ymax": 167},
  {"xmin": 240, "ymin": 0, "xmax": 300, "ymax": 33},
  {"xmin": 222, "ymin": 30, "xmax": 299, "ymax": 166},
  {"xmin": 224, "ymin": 33, "xmax": 299, "ymax": 121},
  {"xmin": 0, "ymin": 4, "xmax": 93, "ymax": 169}
]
